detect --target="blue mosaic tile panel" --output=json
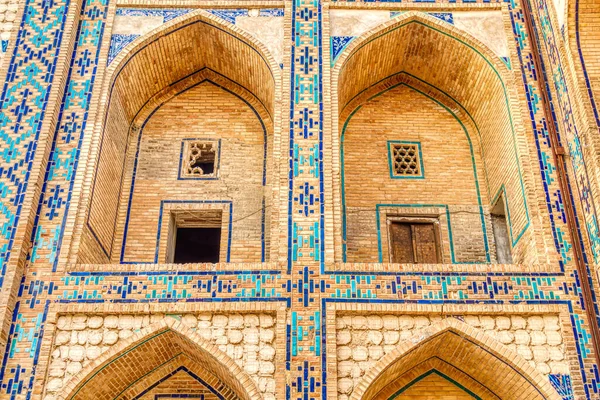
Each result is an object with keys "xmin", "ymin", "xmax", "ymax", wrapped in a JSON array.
[
  {"xmin": 331, "ymin": 36, "xmax": 354, "ymax": 64},
  {"xmin": 509, "ymin": 0, "xmax": 600, "ymax": 394},
  {"xmin": 0, "ymin": 0, "xmax": 71, "ymax": 292},
  {"xmin": 107, "ymin": 33, "xmax": 138, "ymax": 65},
  {"xmin": 549, "ymin": 374, "xmax": 574, "ymax": 399},
  {"xmin": 0, "ymin": 0, "xmax": 109, "ymax": 394}
]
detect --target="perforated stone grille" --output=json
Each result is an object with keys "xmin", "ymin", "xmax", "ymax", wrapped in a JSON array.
[
  {"xmin": 390, "ymin": 142, "xmax": 422, "ymax": 177},
  {"xmin": 182, "ymin": 140, "xmax": 219, "ymax": 177}
]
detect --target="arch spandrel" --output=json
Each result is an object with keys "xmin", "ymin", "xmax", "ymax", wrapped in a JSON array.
[
  {"xmin": 106, "ymin": 9, "xmax": 280, "ymax": 122},
  {"xmin": 350, "ymin": 318, "xmax": 561, "ymax": 400},
  {"xmin": 58, "ymin": 319, "xmax": 262, "ymax": 400}
]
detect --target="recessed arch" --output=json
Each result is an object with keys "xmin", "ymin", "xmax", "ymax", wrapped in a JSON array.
[
  {"xmin": 350, "ymin": 318, "xmax": 561, "ymax": 400},
  {"xmin": 331, "ymin": 11, "xmax": 545, "ymax": 265},
  {"xmin": 68, "ymin": 9, "xmax": 282, "ymax": 265},
  {"xmin": 58, "ymin": 318, "xmax": 262, "ymax": 400},
  {"xmin": 340, "ymin": 74, "xmax": 491, "ymax": 263}
]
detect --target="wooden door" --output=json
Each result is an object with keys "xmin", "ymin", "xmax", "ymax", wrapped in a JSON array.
[
  {"xmin": 389, "ymin": 222, "xmax": 414, "ymax": 263},
  {"xmin": 389, "ymin": 221, "xmax": 440, "ymax": 263}
]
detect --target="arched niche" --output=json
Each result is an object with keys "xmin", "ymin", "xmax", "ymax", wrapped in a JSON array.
[
  {"xmin": 57, "ymin": 320, "xmax": 262, "ymax": 399},
  {"xmin": 350, "ymin": 318, "xmax": 561, "ymax": 400},
  {"xmin": 332, "ymin": 12, "xmax": 547, "ymax": 265},
  {"xmin": 71, "ymin": 10, "xmax": 281, "ymax": 266}
]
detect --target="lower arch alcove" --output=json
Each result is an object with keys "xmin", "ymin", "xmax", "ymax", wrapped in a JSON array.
[
  {"xmin": 349, "ymin": 318, "xmax": 561, "ymax": 400},
  {"xmin": 58, "ymin": 321, "xmax": 262, "ymax": 400}
]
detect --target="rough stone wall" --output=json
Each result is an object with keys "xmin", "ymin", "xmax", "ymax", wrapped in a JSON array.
[
  {"xmin": 81, "ymin": 81, "xmax": 269, "ymax": 264},
  {"xmin": 335, "ymin": 314, "xmax": 569, "ymax": 399},
  {"xmin": 44, "ymin": 313, "xmax": 277, "ymax": 399},
  {"xmin": 0, "ymin": 0, "xmax": 18, "ymax": 65},
  {"xmin": 343, "ymin": 84, "xmax": 493, "ymax": 263}
]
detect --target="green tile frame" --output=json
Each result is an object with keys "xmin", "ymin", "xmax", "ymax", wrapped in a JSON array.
[
  {"xmin": 342, "ymin": 82, "xmax": 491, "ymax": 263},
  {"xmin": 387, "ymin": 140, "xmax": 425, "ymax": 179}
]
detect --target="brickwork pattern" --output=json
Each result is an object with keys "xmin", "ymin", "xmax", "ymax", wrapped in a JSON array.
[
  {"xmin": 393, "ymin": 372, "xmax": 475, "ymax": 399},
  {"xmin": 333, "ymin": 15, "xmax": 544, "ymax": 267},
  {"xmin": 343, "ymin": 84, "xmax": 492, "ymax": 264},
  {"xmin": 112, "ymin": 81, "xmax": 267, "ymax": 264}
]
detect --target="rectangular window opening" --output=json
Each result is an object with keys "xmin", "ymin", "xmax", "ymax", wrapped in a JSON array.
[
  {"xmin": 184, "ymin": 141, "xmax": 217, "ymax": 177},
  {"xmin": 168, "ymin": 210, "xmax": 223, "ymax": 264},
  {"xmin": 388, "ymin": 141, "xmax": 424, "ymax": 178},
  {"xmin": 388, "ymin": 219, "xmax": 440, "ymax": 263},
  {"xmin": 491, "ymin": 197, "xmax": 513, "ymax": 264}
]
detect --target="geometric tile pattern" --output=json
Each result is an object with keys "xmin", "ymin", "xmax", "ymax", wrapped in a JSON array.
[
  {"xmin": 0, "ymin": 0, "xmax": 599, "ymax": 399},
  {"xmin": 0, "ymin": 0, "xmax": 70, "ymax": 288},
  {"xmin": 550, "ymin": 374, "xmax": 575, "ymax": 400}
]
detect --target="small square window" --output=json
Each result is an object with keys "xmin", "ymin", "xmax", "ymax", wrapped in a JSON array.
[
  {"xmin": 388, "ymin": 141, "xmax": 424, "ymax": 179},
  {"xmin": 180, "ymin": 140, "xmax": 220, "ymax": 179}
]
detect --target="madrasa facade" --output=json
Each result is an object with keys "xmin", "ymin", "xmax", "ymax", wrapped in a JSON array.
[{"xmin": 0, "ymin": 0, "xmax": 599, "ymax": 398}]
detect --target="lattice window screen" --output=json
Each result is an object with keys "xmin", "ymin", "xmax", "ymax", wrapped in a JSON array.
[{"xmin": 391, "ymin": 143, "xmax": 421, "ymax": 176}]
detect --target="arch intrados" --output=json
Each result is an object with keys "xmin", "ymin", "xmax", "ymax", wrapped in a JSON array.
[
  {"xmin": 131, "ymin": 67, "xmax": 273, "ymax": 133},
  {"xmin": 372, "ymin": 356, "xmax": 499, "ymax": 399},
  {"xmin": 69, "ymin": 10, "xmax": 281, "ymax": 264},
  {"xmin": 107, "ymin": 8, "xmax": 280, "ymax": 88},
  {"xmin": 113, "ymin": 353, "xmax": 231, "ymax": 399},
  {"xmin": 59, "ymin": 318, "xmax": 261, "ymax": 400},
  {"xmin": 339, "ymin": 72, "xmax": 480, "ymax": 145},
  {"xmin": 333, "ymin": 11, "xmax": 514, "ymax": 112},
  {"xmin": 102, "ymin": 8, "xmax": 280, "ymax": 126},
  {"xmin": 351, "ymin": 318, "xmax": 560, "ymax": 400}
]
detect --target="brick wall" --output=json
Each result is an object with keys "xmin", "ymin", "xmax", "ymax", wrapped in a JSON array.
[
  {"xmin": 395, "ymin": 373, "xmax": 475, "ymax": 399},
  {"xmin": 111, "ymin": 81, "xmax": 267, "ymax": 264},
  {"xmin": 334, "ymin": 19, "xmax": 545, "ymax": 266},
  {"xmin": 75, "ymin": 18, "xmax": 276, "ymax": 265},
  {"xmin": 577, "ymin": 0, "xmax": 600, "ymax": 114}
]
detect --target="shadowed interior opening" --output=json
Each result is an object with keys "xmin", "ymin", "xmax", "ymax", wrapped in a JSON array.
[{"xmin": 174, "ymin": 227, "xmax": 222, "ymax": 263}]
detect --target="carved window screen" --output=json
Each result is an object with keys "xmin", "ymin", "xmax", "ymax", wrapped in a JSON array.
[{"xmin": 389, "ymin": 142, "xmax": 422, "ymax": 177}]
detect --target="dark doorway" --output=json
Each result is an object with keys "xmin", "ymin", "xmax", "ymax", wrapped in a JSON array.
[{"xmin": 173, "ymin": 227, "xmax": 221, "ymax": 263}]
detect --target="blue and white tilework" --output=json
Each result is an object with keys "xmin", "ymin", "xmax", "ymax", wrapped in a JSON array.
[{"xmin": 550, "ymin": 374, "xmax": 575, "ymax": 399}]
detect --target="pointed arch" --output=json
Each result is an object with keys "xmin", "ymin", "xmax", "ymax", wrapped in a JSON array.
[
  {"xmin": 331, "ymin": 11, "xmax": 545, "ymax": 265},
  {"xmin": 350, "ymin": 318, "xmax": 560, "ymax": 400},
  {"xmin": 68, "ymin": 9, "xmax": 282, "ymax": 265},
  {"xmin": 58, "ymin": 318, "xmax": 262, "ymax": 400}
]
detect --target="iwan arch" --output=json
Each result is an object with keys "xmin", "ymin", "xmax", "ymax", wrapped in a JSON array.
[{"xmin": 0, "ymin": 0, "xmax": 598, "ymax": 399}]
